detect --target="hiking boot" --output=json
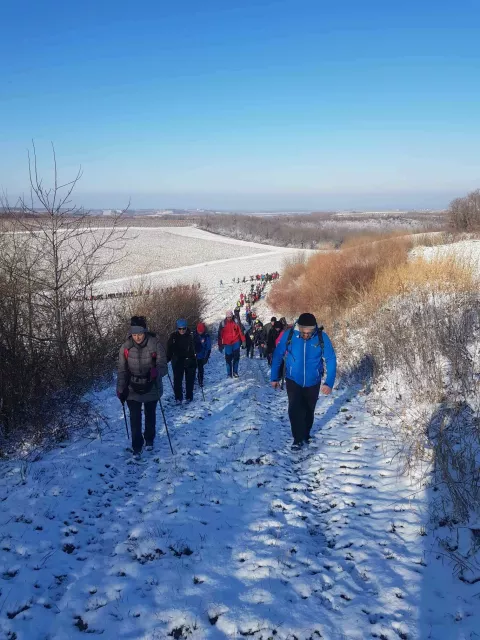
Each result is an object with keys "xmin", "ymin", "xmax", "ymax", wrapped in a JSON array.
[
  {"xmin": 291, "ymin": 441, "xmax": 303, "ymax": 451},
  {"xmin": 175, "ymin": 399, "xmax": 182, "ymax": 404},
  {"xmin": 233, "ymin": 373, "xmax": 239, "ymax": 378},
  {"xmin": 133, "ymin": 450, "xmax": 142, "ymax": 460},
  {"xmin": 145, "ymin": 443, "xmax": 154, "ymax": 452}
]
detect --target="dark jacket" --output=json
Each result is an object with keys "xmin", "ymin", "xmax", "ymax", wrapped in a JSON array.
[
  {"xmin": 117, "ymin": 332, "xmax": 167, "ymax": 403},
  {"xmin": 253, "ymin": 322, "xmax": 265, "ymax": 347},
  {"xmin": 167, "ymin": 329, "xmax": 197, "ymax": 368},
  {"xmin": 266, "ymin": 327, "xmax": 282, "ymax": 355}
]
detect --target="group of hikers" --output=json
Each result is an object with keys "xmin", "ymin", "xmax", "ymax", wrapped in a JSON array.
[
  {"xmin": 117, "ymin": 304, "xmax": 336, "ymax": 458},
  {"xmin": 219, "ymin": 272, "xmax": 279, "ymax": 287}
]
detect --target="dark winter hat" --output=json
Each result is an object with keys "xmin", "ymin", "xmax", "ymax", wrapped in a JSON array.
[
  {"xmin": 130, "ymin": 315, "xmax": 147, "ymax": 334},
  {"xmin": 271, "ymin": 316, "xmax": 277, "ymax": 323},
  {"xmin": 274, "ymin": 320, "xmax": 283, "ymax": 330},
  {"xmin": 176, "ymin": 318, "xmax": 187, "ymax": 329},
  {"xmin": 297, "ymin": 312, "xmax": 317, "ymax": 328}
]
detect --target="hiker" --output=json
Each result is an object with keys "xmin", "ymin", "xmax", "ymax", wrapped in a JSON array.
[
  {"xmin": 167, "ymin": 319, "xmax": 197, "ymax": 403},
  {"xmin": 253, "ymin": 319, "xmax": 266, "ymax": 358},
  {"xmin": 245, "ymin": 322, "xmax": 255, "ymax": 358},
  {"xmin": 266, "ymin": 319, "xmax": 283, "ymax": 365},
  {"xmin": 271, "ymin": 313, "xmax": 336, "ymax": 449},
  {"xmin": 218, "ymin": 310, "xmax": 246, "ymax": 378},
  {"xmin": 117, "ymin": 316, "xmax": 168, "ymax": 457},
  {"xmin": 234, "ymin": 306, "xmax": 241, "ymax": 322},
  {"xmin": 263, "ymin": 316, "xmax": 277, "ymax": 344},
  {"xmin": 194, "ymin": 322, "xmax": 211, "ymax": 388}
]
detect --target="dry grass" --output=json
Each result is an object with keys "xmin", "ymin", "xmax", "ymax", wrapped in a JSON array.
[
  {"xmin": 269, "ymin": 236, "xmax": 411, "ymax": 328},
  {"xmin": 121, "ymin": 283, "xmax": 206, "ymax": 346}
]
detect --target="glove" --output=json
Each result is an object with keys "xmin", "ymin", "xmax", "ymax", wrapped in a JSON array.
[
  {"xmin": 117, "ymin": 389, "xmax": 128, "ymax": 403},
  {"xmin": 219, "ymin": 345, "xmax": 224, "ymax": 353},
  {"xmin": 241, "ymin": 342, "xmax": 246, "ymax": 349},
  {"xmin": 150, "ymin": 366, "xmax": 158, "ymax": 380}
]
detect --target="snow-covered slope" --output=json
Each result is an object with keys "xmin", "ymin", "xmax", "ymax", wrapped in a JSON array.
[{"xmin": 1, "ymin": 273, "xmax": 479, "ymax": 640}]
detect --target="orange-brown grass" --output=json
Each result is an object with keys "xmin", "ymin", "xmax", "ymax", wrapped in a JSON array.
[{"xmin": 269, "ymin": 236, "xmax": 411, "ymax": 327}]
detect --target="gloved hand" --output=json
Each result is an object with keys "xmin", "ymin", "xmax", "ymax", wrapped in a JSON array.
[
  {"xmin": 241, "ymin": 342, "xmax": 246, "ymax": 349},
  {"xmin": 219, "ymin": 345, "xmax": 224, "ymax": 353},
  {"xmin": 150, "ymin": 366, "xmax": 158, "ymax": 380},
  {"xmin": 117, "ymin": 389, "xmax": 128, "ymax": 403}
]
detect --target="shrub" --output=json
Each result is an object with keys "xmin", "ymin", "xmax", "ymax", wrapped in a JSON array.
[
  {"xmin": 120, "ymin": 283, "xmax": 206, "ymax": 346},
  {"xmin": 448, "ymin": 189, "xmax": 480, "ymax": 231},
  {"xmin": 268, "ymin": 236, "xmax": 411, "ymax": 327}
]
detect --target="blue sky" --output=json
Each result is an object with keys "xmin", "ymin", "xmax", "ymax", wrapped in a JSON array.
[{"xmin": 1, "ymin": 0, "xmax": 479, "ymax": 210}]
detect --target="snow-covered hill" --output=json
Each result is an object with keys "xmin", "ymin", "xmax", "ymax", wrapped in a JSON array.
[{"xmin": 1, "ymin": 257, "xmax": 479, "ymax": 640}]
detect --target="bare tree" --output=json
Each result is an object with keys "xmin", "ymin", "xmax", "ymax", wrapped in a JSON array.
[
  {"xmin": 3, "ymin": 143, "xmax": 129, "ymax": 368},
  {"xmin": 0, "ymin": 144, "xmax": 129, "ymax": 447},
  {"xmin": 449, "ymin": 189, "xmax": 480, "ymax": 231}
]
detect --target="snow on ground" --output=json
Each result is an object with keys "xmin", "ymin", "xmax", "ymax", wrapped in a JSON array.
[
  {"xmin": 1, "ymin": 262, "xmax": 479, "ymax": 640},
  {"xmin": 91, "ymin": 226, "xmax": 310, "ymax": 283},
  {"xmin": 412, "ymin": 238, "xmax": 480, "ymax": 274}
]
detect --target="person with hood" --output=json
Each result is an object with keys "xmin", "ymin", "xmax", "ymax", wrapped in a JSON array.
[
  {"xmin": 253, "ymin": 319, "xmax": 266, "ymax": 358},
  {"xmin": 117, "ymin": 316, "xmax": 168, "ymax": 457},
  {"xmin": 193, "ymin": 322, "xmax": 211, "ymax": 388},
  {"xmin": 266, "ymin": 319, "xmax": 283, "ymax": 365},
  {"xmin": 271, "ymin": 313, "xmax": 336, "ymax": 449},
  {"xmin": 263, "ymin": 316, "xmax": 277, "ymax": 344},
  {"xmin": 245, "ymin": 321, "xmax": 255, "ymax": 358},
  {"xmin": 167, "ymin": 319, "xmax": 197, "ymax": 403},
  {"xmin": 218, "ymin": 310, "xmax": 245, "ymax": 378}
]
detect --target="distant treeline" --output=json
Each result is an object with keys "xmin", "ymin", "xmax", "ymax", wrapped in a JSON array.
[{"xmin": 197, "ymin": 211, "xmax": 446, "ymax": 249}]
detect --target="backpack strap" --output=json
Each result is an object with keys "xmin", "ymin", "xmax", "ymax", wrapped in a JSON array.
[
  {"xmin": 124, "ymin": 348, "xmax": 129, "ymax": 360},
  {"xmin": 317, "ymin": 326, "xmax": 324, "ymax": 352}
]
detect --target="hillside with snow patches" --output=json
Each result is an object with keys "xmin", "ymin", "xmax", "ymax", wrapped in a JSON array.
[{"xmin": 0, "ymin": 236, "xmax": 479, "ymax": 640}]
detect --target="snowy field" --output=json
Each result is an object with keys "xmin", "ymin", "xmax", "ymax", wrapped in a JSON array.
[
  {"xmin": 94, "ymin": 226, "xmax": 309, "ymax": 323},
  {"xmin": 0, "ymin": 238, "xmax": 479, "ymax": 639},
  {"xmin": 94, "ymin": 226, "xmax": 304, "ymax": 281},
  {"xmin": 412, "ymin": 238, "xmax": 480, "ymax": 274}
]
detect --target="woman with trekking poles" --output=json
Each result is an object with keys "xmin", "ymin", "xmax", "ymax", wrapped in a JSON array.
[{"xmin": 117, "ymin": 316, "xmax": 168, "ymax": 459}]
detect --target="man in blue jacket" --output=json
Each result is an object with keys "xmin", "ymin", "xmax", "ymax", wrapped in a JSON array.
[{"xmin": 271, "ymin": 313, "xmax": 337, "ymax": 449}]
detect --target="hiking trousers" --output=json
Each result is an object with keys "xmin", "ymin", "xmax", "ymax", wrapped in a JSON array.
[
  {"xmin": 127, "ymin": 399, "xmax": 157, "ymax": 453},
  {"xmin": 197, "ymin": 358, "xmax": 206, "ymax": 386},
  {"xmin": 173, "ymin": 360, "xmax": 196, "ymax": 401},
  {"xmin": 285, "ymin": 378, "xmax": 321, "ymax": 444},
  {"xmin": 224, "ymin": 343, "xmax": 240, "ymax": 376}
]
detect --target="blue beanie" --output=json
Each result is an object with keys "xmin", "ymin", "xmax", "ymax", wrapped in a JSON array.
[{"xmin": 176, "ymin": 318, "xmax": 187, "ymax": 329}]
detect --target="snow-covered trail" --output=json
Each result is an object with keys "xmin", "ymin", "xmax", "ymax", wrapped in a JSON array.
[{"xmin": 1, "ymin": 296, "xmax": 479, "ymax": 639}]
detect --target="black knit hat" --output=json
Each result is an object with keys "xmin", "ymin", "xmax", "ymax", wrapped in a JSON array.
[
  {"xmin": 130, "ymin": 315, "xmax": 147, "ymax": 334},
  {"xmin": 297, "ymin": 312, "xmax": 317, "ymax": 328},
  {"xmin": 274, "ymin": 320, "xmax": 283, "ymax": 330}
]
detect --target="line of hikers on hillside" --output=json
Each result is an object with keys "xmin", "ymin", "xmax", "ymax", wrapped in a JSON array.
[{"xmin": 117, "ymin": 305, "xmax": 336, "ymax": 458}]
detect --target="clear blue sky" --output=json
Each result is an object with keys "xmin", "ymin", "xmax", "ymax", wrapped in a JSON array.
[{"xmin": 1, "ymin": 0, "xmax": 479, "ymax": 210}]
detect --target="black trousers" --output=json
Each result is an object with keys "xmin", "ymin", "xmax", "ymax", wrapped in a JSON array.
[
  {"xmin": 173, "ymin": 360, "xmax": 196, "ymax": 401},
  {"xmin": 285, "ymin": 378, "xmax": 321, "ymax": 444},
  {"xmin": 197, "ymin": 358, "xmax": 206, "ymax": 386},
  {"xmin": 127, "ymin": 399, "xmax": 157, "ymax": 453}
]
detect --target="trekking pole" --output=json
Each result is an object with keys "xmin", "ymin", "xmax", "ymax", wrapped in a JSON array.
[
  {"xmin": 122, "ymin": 402, "xmax": 130, "ymax": 439},
  {"xmin": 200, "ymin": 381, "xmax": 206, "ymax": 402},
  {"xmin": 158, "ymin": 396, "xmax": 174, "ymax": 455}
]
